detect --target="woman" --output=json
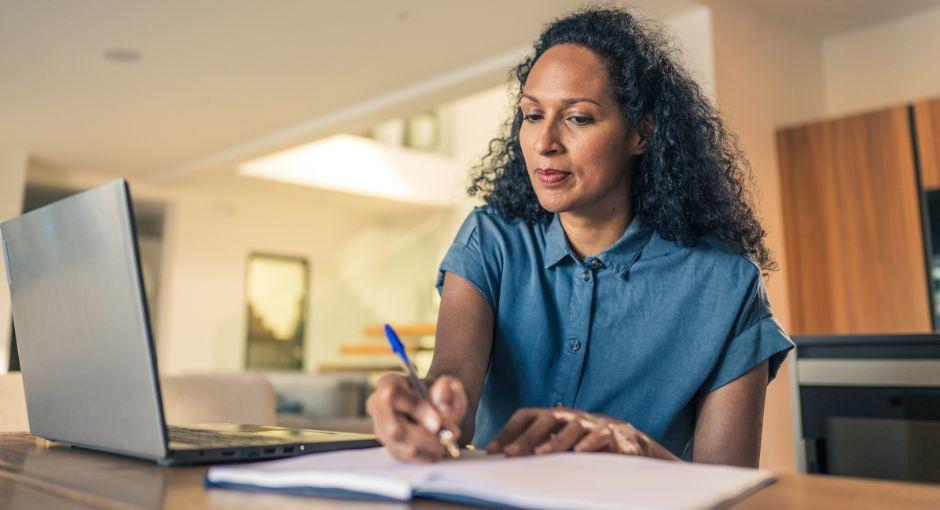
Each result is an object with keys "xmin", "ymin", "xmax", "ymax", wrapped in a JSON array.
[{"xmin": 367, "ymin": 7, "xmax": 793, "ymax": 467}]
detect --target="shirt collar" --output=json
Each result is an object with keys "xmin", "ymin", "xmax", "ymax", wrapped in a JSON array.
[{"xmin": 543, "ymin": 213, "xmax": 654, "ymax": 278}]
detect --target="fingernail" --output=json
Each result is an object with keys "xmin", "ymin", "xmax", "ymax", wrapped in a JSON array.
[
  {"xmin": 505, "ymin": 444, "xmax": 520, "ymax": 456},
  {"xmin": 485, "ymin": 441, "xmax": 498, "ymax": 452}
]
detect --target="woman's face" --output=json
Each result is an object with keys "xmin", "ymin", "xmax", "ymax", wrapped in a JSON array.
[{"xmin": 519, "ymin": 44, "xmax": 644, "ymax": 218}]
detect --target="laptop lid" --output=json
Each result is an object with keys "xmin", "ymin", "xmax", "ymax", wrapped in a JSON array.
[{"xmin": 1, "ymin": 179, "xmax": 169, "ymax": 461}]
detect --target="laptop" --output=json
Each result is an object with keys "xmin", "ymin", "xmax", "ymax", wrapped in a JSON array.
[{"xmin": 0, "ymin": 179, "xmax": 379, "ymax": 465}]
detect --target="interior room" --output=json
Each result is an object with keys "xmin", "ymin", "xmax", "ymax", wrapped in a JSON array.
[{"xmin": 2, "ymin": 0, "xmax": 940, "ymax": 508}]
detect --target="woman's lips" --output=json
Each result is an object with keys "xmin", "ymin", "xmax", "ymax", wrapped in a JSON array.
[{"xmin": 536, "ymin": 168, "xmax": 570, "ymax": 185}]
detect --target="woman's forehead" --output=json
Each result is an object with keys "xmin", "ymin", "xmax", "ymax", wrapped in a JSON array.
[{"xmin": 523, "ymin": 44, "xmax": 613, "ymax": 103}]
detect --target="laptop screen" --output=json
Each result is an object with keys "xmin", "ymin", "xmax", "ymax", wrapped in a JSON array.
[{"xmin": 1, "ymin": 179, "xmax": 168, "ymax": 460}]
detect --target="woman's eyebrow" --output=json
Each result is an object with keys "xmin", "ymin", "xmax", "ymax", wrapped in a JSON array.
[{"xmin": 521, "ymin": 93, "xmax": 600, "ymax": 106}]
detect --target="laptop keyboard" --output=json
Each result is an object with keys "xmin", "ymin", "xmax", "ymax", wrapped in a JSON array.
[{"xmin": 167, "ymin": 426, "xmax": 294, "ymax": 447}]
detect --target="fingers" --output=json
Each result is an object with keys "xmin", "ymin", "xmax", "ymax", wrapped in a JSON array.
[
  {"xmin": 483, "ymin": 407, "xmax": 642, "ymax": 458},
  {"xmin": 534, "ymin": 419, "xmax": 589, "ymax": 454},
  {"xmin": 367, "ymin": 374, "xmax": 418, "ymax": 429},
  {"xmin": 574, "ymin": 426, "xmax": 614, "ymax": 453},
  {"xmin": 485, "ymin": 408, "xmax": 538, "ymax": 454},
  {"xmin": 504, "ymin": 412, "xmax": 562, "ymax": 456},
  {"xmin": 366, "ymin": 373, "xmax": 447, "ymax": 462},
  {"xmin": 429, "ymin": 376, "xmax": 468, "ymax": 427},
  {"xmin": 488, "ymin": 409, "xmax": 566, "ymax": 456},
  {"xmin": 384, "ymin": 418, "xmax": 448, "ymax": 462},
  {"xmin": 396, "ymin": 396, "xmax": 444, "ymax": 435}
]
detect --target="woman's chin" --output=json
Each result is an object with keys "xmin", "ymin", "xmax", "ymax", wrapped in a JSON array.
[
  {"xmin": 533, "ymin": 188, "xmax": 577, "ymax": 213},
  {"xmin": 535, "ymin": 198, "xmax": 574, "ymax": 214}
]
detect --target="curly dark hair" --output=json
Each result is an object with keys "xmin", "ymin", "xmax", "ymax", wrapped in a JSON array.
[{"xmin": 467, "ymin": 6, "xmax": 775, "ymax": 272}]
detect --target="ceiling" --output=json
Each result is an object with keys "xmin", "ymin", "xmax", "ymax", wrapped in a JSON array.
[
  {"xmin": 739, "ymin": 0, "xmax": 940, "ymax": 36},
  {"xmin": 0, "ymin": 0, "xmax": 694, "ymax": 180},
  {"xmin": 2, "ymin": 0, "xmax": 938, "ymax": 182}
]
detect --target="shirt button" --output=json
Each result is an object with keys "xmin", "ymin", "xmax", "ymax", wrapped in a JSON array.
[
  {"xmin": 570, "ymin": 340, "xmax": 582, "ymax": 352},
  {"xmin": 581, "ymin": 271, "xmax": 591, "ymax": 281},
  {"xmin": 591, "ymin": 259, "xmax": 603, "ymax": 268},
  {"xmin": 553, "ymin": 402, "xmax": 565, "ymax": 408}
]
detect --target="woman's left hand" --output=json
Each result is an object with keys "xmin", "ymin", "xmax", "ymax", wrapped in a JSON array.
[{"xmin": 485, "ymin": 407, "xmax": 678, "ymax": 460}]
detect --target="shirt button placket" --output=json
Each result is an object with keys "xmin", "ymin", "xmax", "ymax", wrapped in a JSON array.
[{"xmin": 562, "ymin": 260, "xmax": 596, "ymax": 406}]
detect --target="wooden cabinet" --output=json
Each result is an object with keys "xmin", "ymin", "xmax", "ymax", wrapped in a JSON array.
[
  {"xmin": 777, "ymin": 105, "xmax": 933, "ymax": 335},
  {"xmin": 915, "ymin": 97, "xmax": 940, "ymax": 190}
]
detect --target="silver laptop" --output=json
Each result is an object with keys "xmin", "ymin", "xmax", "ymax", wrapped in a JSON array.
[{"xmin": 0, "ymin": 179, "xmax": 378, "ymax": 465}]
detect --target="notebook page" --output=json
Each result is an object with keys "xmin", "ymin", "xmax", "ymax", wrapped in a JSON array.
[
  {"xmin": 208, "ymin": 448, "xmax": 774, "ymax": 509},
  {"xmin": 416, "ymin": 452, "xmax": 775, "ymax": 510},
  {"xmin": 207, "ymin": 447, "xmax": 436, "ymax": 501}
]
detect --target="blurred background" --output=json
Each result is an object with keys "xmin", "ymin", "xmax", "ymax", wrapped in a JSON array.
[{"xmin": 3, "ymin": 0, "xmax": 940, "ymax": 477}]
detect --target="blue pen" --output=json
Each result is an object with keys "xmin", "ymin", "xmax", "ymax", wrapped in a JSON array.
[{"xmin": 384, "ymin": 324, "xmax": 461, "ymax": 458}]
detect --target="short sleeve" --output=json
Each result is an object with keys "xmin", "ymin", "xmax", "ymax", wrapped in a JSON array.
[
  {"xmin": 435, "ymin": 209, "xmax": 500, "ymax": 308},
  {"xmin": 701, "ymin": 267, "xmax": 795, "ymax": 394}
]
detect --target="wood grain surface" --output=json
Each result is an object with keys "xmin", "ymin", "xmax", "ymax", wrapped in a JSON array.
[
  {"xmin": 2, "ymin": 433, "xmax": 940, "ymax": 510},
  {"xmin": 777, "ymin": 105, "xmax": 932, "ymax": 335},
  {"xmin": 914, "ymin": 97, "xmax": 940, "ymax": 190}
]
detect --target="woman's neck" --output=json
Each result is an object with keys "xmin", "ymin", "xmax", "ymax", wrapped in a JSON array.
[{"xmin": 559, "ymin": 203, "xmax": 633, "ymax": 259}]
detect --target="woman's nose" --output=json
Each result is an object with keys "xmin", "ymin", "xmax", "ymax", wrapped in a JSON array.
[{"xmin": 533, "ymin": 122, "xmax": 563, "ymax": 155}]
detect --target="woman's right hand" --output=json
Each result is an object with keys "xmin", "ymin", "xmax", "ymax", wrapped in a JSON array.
[{"xmin": 366, "ymin": 373, "xmax": 468, "ymax": 462}]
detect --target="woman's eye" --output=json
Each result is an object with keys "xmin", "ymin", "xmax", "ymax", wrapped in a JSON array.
[
  {"xmin": 522, "ymin": 113, "xmax": 543, "ymax": 122},
  {"xmin": 567, "ymin": 115, "xmax": 594, "ymax": 126}
]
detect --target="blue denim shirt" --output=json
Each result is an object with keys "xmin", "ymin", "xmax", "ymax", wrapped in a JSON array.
[{"xmin": 435, "ymin": 207, "xmax": 794, "ymax": 459}]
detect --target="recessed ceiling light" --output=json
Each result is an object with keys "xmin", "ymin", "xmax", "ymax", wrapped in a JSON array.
[{"xmin": 103, "ymin": 48, "xmax": 141, "ymax": 63}]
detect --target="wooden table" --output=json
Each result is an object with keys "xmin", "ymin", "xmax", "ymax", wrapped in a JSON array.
[{"xmin": 1, "ymin": 433, "xmax": 938, "ymax": 509}]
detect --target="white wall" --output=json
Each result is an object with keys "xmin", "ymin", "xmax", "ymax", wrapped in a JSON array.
[
  {"xmin": 153, "ymin": 182, "xmax": 452, "ymax": 374},
  {"xmin": 438, "ymin": 84, "xmax": 512, "ymax": 245},
  {"xmin": 824, "ymin": 4, "xmax": 940, "ymax": 116},
  {"xmin": 0, "ymin": 150, "xmax": 28, "ymax": 373},
  {"xmin": 666, "ymin": 5, "xmax": 716, "ymax": 100},
  {"xmin": 708, "ymin": 0, "xmax": 827, "ymax": 471}
]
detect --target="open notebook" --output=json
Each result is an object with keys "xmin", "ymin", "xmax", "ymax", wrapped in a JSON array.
[{"xmin": 206, "ymin": 447, "xmax": 775, "ymax": 510}]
